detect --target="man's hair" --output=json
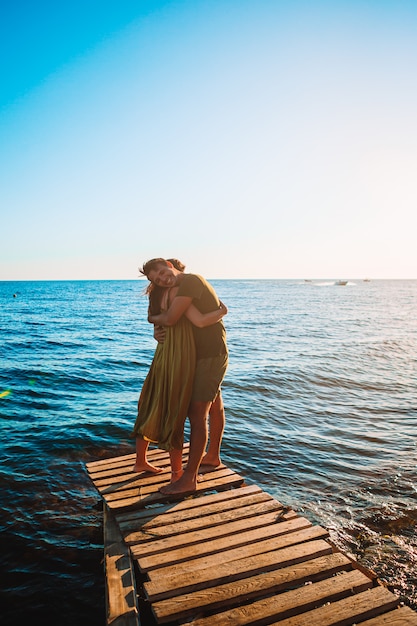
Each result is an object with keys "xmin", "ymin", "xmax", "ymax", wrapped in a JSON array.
[{"xmin": 167, "ymin": 258, "xmax": 186, "ymax": 272}]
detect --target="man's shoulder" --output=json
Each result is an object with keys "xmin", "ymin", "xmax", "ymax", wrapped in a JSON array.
[
  {"xmin": 182, "ymin": 273, "xmax": 206, "ymax": 285},
  {"xmin": 177, "ymin": 273, "xmax": 205, "ymax": 295}
]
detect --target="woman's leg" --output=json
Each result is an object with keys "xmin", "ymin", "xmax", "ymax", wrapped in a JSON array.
[{"xmin": 133, "ymin": 437, "xmax": 162, "ymax": 473}]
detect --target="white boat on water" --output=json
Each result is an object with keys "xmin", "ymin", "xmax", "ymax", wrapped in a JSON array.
[{"xmin": 335, "ymin": 280, "xmax": 348, "ymax": 286}]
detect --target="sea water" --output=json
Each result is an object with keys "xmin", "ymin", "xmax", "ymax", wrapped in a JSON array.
[{"xmin": 1, "ymin": 279, "xmax": 416, "ymax": 624}]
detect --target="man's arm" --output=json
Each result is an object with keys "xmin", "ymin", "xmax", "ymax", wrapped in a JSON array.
[{"xmin": 148, "ymin": 295, "xmax": 192, "ymax": 326}]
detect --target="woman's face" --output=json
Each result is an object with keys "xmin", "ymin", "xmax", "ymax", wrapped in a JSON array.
[{"xmin": 148, "ymin": 263, "xmax": 177, "ymax": 288}]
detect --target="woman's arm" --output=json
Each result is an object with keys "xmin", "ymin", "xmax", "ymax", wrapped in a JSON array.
[
  {"xmin": 185, "ymin": 301, "xmax": 228, "ymax": 328},
  {"xmin": 153, "ymin": 325, "xmax": 166, "ymax": 342},
  {"xmin": 148, "ymin": 295, "xmax": 192, "ymax": 326}
]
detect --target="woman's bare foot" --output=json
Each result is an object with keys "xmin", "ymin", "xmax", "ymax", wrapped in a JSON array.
[
  {"xmin": 133, "ymin": 461, "xmax": 163, "ymax": 474},
  {"xmin": 200, "ymin": 452, "xmax": 221, "ymax": 468},
  {"xmin": 159, "ymin": 472, "xmax": 196, "ymax": 495}
]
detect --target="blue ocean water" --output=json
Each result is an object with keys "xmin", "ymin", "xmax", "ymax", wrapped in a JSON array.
[{"xmin": 1, "ymin": 279, "xmax": 416, "ymax": 624}]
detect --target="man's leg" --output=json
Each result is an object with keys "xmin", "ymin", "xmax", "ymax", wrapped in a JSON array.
[
  {"xmin": 160, "ymin": 400, "xmax": 211, "ymax": 494},
  {"xmin": 201, "ymin": 392, "xmax": 225, "ymax": 467},
  {"xmin": 169, "ymin": 448, "xmax": 184, "ymax": 483}
]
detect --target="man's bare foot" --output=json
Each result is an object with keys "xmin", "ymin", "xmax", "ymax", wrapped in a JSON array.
[
  {"xmin": 200, "ymin": 452, "xmax": 221, "ymax": 468},
  {"xmin": 159, "ymin": 473, "xmax": 196, "ymax": 495},
  {"xmin": 170, "ymin": 469, "xmax": 184, "ymax": 483},
  {"xmin": 133, "ymin": 462, "xmax": 163, "ymax": 474}
]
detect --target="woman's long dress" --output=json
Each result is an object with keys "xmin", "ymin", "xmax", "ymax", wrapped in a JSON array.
[{"xmin": 131, "ymin": 299, "xmax": 196, "ymax": 451}]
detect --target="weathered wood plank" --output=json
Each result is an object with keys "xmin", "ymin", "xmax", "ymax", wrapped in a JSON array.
[
  {"xmin": 145, "ymin": 538, "xmax": 333, "ymax": 602},
  {"xmin": 359, "ymin": 605, "xmax": 417, "ymax": 625},
  {"xmin": 152, "ymin": 552, "xmax": 352, "ymax": 623},
  {"xmin": 147, "ymin": 524, "xmax": 328, "ymax": 580},
  {"xmin": 87, "ymin": 444, "xmax": 188, "ymax": 473},
  {"xmin": 104, "ymin": 505, "xmax": 139, "ymax": 626},
  {"xmin": 115, "ymin": 484, "xmax": 264, "ymax": 526},
  {"xmin": 96, "ymin": 463, "xmax": 236, "ymax": 494},
  {"xmin": 184, "ymin": 569, "xmax": 373, "ymax": 626},
  {"xmin": 130, "ymin": 509, "xmax": 297, "ymax": 559},
  {"xmin": 130, "ymin": 512, "xmax": 295, "ymax": 558},
  {"xmin": 94, "ymin": 459, "xmax": 226, "ymax": 494},
  {"xmin": 96, "ymin": 469, "xmax": 171, "ymax": 494},
  {"xmin": 103, "ymin": 470, "xmax": 245, "ymax": 511},
  {"xmin": 119, "ymin": 489, "xmax": 276, "ymax": 534},
  {"xmin": 138, "ymin": 515, "xmax": 311, "ymax": 573},
  {"xmin": 273, "ymin": 585, "xmax": 400, "ymax": 625},
  {"xmin": 88, "ymin": 458, "xmax": 172, "ymax": 481},
  {"xmin": 90, "ymin": 451, "xmax": 417, "ymax": 626},
  {"xmin": 87, "ymin": 448, "xmax": 173, "ymax": 471},
  {"xmin": 86, "ymin": 452, "xmax": 137, "ymax": 471},
  {"xmin": 124, "ymin": 498, "xmax": 284, "ymax": 545}
]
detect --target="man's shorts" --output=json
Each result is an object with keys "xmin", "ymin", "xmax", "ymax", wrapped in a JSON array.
[{"xmin": 191, "ymin": 353, "xmax": 229, "ymax": 403}]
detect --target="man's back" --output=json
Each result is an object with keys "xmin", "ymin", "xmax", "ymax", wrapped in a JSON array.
[{"xmin": 177, "ymin": 274, "xmax": 227, "ymax": 359}]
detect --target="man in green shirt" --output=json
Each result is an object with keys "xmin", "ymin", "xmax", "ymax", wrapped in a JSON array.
[{"xmin": 143, "ymin": 258, "xmax": 228, "ymax": 495}]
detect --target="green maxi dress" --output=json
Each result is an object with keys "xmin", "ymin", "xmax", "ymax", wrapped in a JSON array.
[{"xmin": 131, "ymin": 299, "xmax": 196, "ymax": 451}]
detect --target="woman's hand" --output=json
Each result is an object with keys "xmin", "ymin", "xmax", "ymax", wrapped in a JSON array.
[
  {"xmin": 153, "ymin": 325, "xmax": 166, "ymax": 343},
  {"xmin": 218, "ymin": 300, "xmax": 228, "ymax": 316}
]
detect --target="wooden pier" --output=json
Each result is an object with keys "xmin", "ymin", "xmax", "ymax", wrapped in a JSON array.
[{"xmin": 86, "ymin": 446, "xmax": 417, "ymax": 625}]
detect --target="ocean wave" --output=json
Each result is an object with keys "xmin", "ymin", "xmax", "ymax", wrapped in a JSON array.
[{"xmin": 1, "ymin": 279, "xmax": 417, "ymax": 620}]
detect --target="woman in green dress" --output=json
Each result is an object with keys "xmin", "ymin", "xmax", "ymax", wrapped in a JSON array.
[{"xmin": 132, "ymin": 259, "xmax": 227, "ymax": 483}]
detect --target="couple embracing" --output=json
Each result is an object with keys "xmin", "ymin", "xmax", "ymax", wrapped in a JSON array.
[{"xmin": 131, "ymin": 257, "xmax": 228, "ymax": 496}]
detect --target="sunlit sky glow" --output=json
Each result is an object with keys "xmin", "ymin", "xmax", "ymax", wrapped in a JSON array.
[{"xmin": 1, "ymin": 0, "xmax": 416, "ymax": 280}]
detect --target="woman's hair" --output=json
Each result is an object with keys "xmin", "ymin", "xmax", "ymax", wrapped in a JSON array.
[
  {"xmin": 141, "ymin": 257, "xmax": 186, "ymax": 314},
  {"xmin": 139, "ymin": 257, "xmax": 186, "ymax": 282},
  {"xmin": 140, "ymin": 258, "xmax": 168, "ymax": 278}
]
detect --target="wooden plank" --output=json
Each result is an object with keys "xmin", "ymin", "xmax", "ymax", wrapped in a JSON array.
[
  {"xmin": 92, "ymin": 454, "xmax": 227, "ymax": 491},
  {"xmin": 95, "ymin": 464, "xmax": 234, "ymax": 494},
  {"xmin": 359, "ymin": 605, "xmax": 417, "ymax": 625},
  {"xmin": 152, "ymin": 552, "xmax": 353, "ymax": 623},
  {"xmin": 96, "ymin": 470, "xmax": 170, "ymax": 495},
  {"xmin": 91, "ymin": 453, "xmax": 417, "ymax": 626},
  {"xmin": 138, "ymin": 515, "xmax": 312, "ymax": 573},
  {"xmin": 88, "ymin": 449, "xmax": 171, "ymax": 477},
  {"xmin": 87, "ymin": 444, "xmax": 189, "ymax": 473},
  {"xmin": 147, "ymin": 524, "xmax": 329, "ymax": 580},
  {"xmin": 130, "ymin": 509, "xmax": 297, "ymax": 559},
  {"xmin": 87, "ymin": 452, "xmax": 137, "ymax": 471},
  {"xmin": 273, "ymin": 586, "xmax": 400, "ymax": 625},
  {"xmin": 103, "ymin": 470, "xmax": 245, "ymax": 511},
  {"xmin": 184, "ymin": 569, "xmax": 373, "ymax": 626},
  {"xmin": 88, "ymin": 458, "xmax": 172, "ymax": 481},
  {"xmin": 93, "ymin": 454, "xmax": 228, "ymax": 483},
  {"xmin": 124, "ymin": 498, "xmax": 284, "ymax": 545},
  {"xmin": 115, "ymin": 484, "xmax": 265, "ymax": 527},
  {"xmin": 87, "ymin": 448, "xmax": 172, "ymax": 472},
  {"xmin": 119, "ymin": 489, "xmax": 276, "ymax": 534},
  {"xmin": 153, "ymin": 552, "xmax": 352, "ymax": 624},
  {"xmin": 144, "ymin": 538, "xmax": 333, "ymax": 602},
  {"xmin": 103, "ymin": 505, "xmax": 139, "ymax": 626}
]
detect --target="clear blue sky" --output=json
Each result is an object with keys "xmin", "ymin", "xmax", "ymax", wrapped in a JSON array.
[{"xmin": 1, "ymin": 0, "xmax": 416, "ymax": 280}]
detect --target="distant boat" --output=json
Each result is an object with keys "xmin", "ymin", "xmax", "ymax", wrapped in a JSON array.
[
  {"xmin": 335, "ymin": 280, "xmax": 348, "ymax": 286},
  {"xmin": 363, "ymin": 278, "xmax": 371, "ymax": 282}
]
